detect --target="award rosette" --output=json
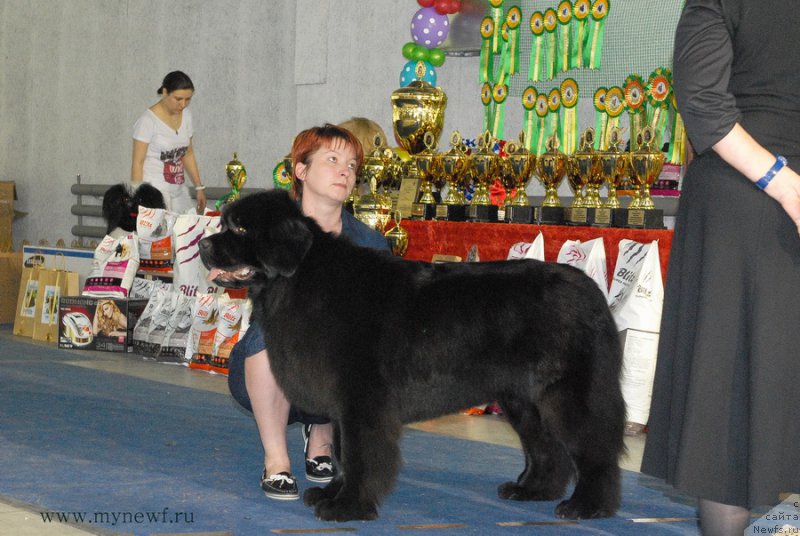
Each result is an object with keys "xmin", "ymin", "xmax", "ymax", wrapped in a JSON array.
[
  {"xmin": 534, "ymin": 92, "xmax": 550, "ymax": 156},
  {"xmin": 586, "ymin": 0, "xmax": 609, "ymax": 69},
  {"xmin": 646, "ymin": 67, "xmax": 672, "ymax": 149},
  {"xmin": 560, "ymin": 78, "xmax": 579, "ymax": 156},
  {"xmin": 624, "ymin": 74, "xmax": 646, "ymax": 151},
  {"xmin": 272, "ymin": 160, "xmax": 291, "ymax": 191},
  {"xmin": 556, "ymin": 1, "xmax": 573, "ymax": 73},
  {"xmin": 488, "ymin": 0, "xmax": 505, "ymax": 54},
  {"xmin": 481, "ymin": 82, "xmax": 494, "ymax": 134},
  {"xmin": 522, "ymin": 86, "xmax": 539, "ymax": 154},
  {"xmin": 528, "ymin": 11, "xmax": 545, "ymax": 82},
  {"xmin": 543, "ymin": 8, "xmax": 559, "ymax": 80},
  {"xmin": 572, "ymin": 0, "xmax": 591, "ymax": 69},
  {"xmin": 548, "ymin": 87, "xmax": 562, "ymax": 149},
  {"xmin": 593, "ymin": 87, "xmax": 608, "ymax": 150},
  {"xmin": 492, "ymin": 82, "xmax": 509, "ymax": 141},
  {"xmin": 604, "ymin": 86, "xmax": 625, "ymax": 146},
  {"xmin": 504, "ymin": 6, "xmax": 522, "ymax": 77},
  {"xmin": 479, "ymin": 16, "xmax": 495, "ymax": 83}
]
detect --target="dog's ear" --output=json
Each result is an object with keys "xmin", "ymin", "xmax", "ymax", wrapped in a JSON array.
[
  {"xmin": 102, "ymin": 183, "xmax": 133, "ymax": 233},
  {"xmin": 132, "ymin": 183, "xmax": 166, "ymax": 210},
  {"xmin": 256, "ymin": 217, "xmax": 313, "ymax": 278}
]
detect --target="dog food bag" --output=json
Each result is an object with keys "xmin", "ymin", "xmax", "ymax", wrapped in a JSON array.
[
  {"xmin": 556, "ymin": 238, "xmax": 608, "ymax": 299},
  {"xmin": 132, "ymin": 286, "xmax": 171, "ymax": 357},
  {"xmin": 129, "ymin": 277, "xmax": 171, "ymax": 300},
  {"xmin": 83, "ymin": 233, "xmax": 140, "ymax": 298},
  {"xmin": 185, "ymin": 293, "xmax": 218, "ymax": 370},
  {"xmin": 209, "ymin": 294, "xmax": 244, "ymax": 375},
  {"xmin": 158, "ymin": 293, "xmax": 194, "ymax": 363},
  {"xmin": 506, "ymin": 232, "xmax": 545, "ymax": 261},
  {"xmin": 607, "ymin": 240, "xmax": 664, "ymax": 428},
  {"xmin": 137, "ymin": 207, "xmax": 177, "ymax": 272},
  {"xmin": 144, "ymin": 289, "xmax": 180, "ymax": 359},
  {"xmin": 173, "ymin": 214, "xmax": 221, "ymax": 298}
]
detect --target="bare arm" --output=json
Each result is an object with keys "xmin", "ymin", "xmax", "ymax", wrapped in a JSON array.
[
  {"xmin": 712, "ymin": 123, "xmax": 800, "ymax": 236},
  {"xmin": 182, "ymin": 140, "xmax": 206, "ymax": 213},
  {"xmin": 131, "ymin": 139, "xmax": 148, "ymax": 185}
]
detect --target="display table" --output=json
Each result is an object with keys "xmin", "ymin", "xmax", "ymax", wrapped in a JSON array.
[{"xmin": 401, "ymin": 220, "xmax": 673, "ymax": 285}]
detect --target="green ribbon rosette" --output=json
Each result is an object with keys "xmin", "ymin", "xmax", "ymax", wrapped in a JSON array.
[
  {"xmin": 543, "ymin": 8, "xmax": 559, "ymax": 80},
  {"xmin": 604, "ymin": 86, "xmax": 625, "ymax": 145},
  {"xmin": 668, "ymin": 91, "xmax": 687, "ymax": 164},
  {"xmin": 572, "ymin": 0, "xmax": 591, "ymax": 69},
  {"xmin": 585, "ymin": 0, "xmax": 610, "ymax": 69},
  {"xmin": 522, "ymin": 86, "xmax": 539, "ymax": 153},
  {"xmin": 547, "ymin": 87, "xmax": 562, "ymax": 148},
  {"xmin": 492, "ymin": 82, "xmax": 509, "ymax": 140},
  {"xmin": 479, "ymin": 16, "xmax": 496, "ymax": 83},
  {"xmin": 560, "ymin": 78, "xmax": 579, "ymax": 155},
  {"xmin": 593, "ymin": 87, "xmax": 608, "ymax": 150},
  {"xmin": 646, "ymin": 67, "xmax": 672, "ymax": 149},
  {"xmin": 528, "ymin": 11, "xmax": 545, "ymax": 82},
  {"xmin": 504, "ymin": 6, "xmax": 522, "ymax": 77},
  {"xmin": 623, "ymin": 74, "xmax": 646, "ymax": 151},
  {"xmin": 534, "ymin": 92, "xmax": 550, "ymax": 156},
  {"xmin": 496, "ymin": 22, "xmax": 511, "ymax": 85},
  {"xmin": 556, "ymin": 1, "xmax": 573, "ymax": 74},
  {"xmin": 489, "ymin": 0, "xmax": 505, "ymax": 54},
  {"xmin": 481, "ymin": 82, "xmax": 494, "ymax": 134},
  {"xmin": 272, "ymin": 160, "xmax": 291, "ymax": 191}
]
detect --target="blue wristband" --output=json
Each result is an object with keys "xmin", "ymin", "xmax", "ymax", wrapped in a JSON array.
[{"xmin": 755, "ymin": 155, "xmax": 787, "ymax": 190}]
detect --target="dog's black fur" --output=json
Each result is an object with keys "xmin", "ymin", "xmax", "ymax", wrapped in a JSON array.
[
  {"xmin": 102, "ymin": 183, "xmax": 166, "ymax": 234},
  {"xmin": 199, "ymin": 190, "xmax": 626, "ymax": 522}
]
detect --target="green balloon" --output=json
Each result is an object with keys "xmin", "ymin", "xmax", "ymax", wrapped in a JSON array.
[
  {"xmin": 402, "ymin": 41, "xmax": 416, "ymax": 60},
  {"xmin": 411, "ymin": 45, "xmax": 429, "ymax": 62},
  {"xmin": 429, "ymin": 48, "xmax": 446, "ymax": 67}
]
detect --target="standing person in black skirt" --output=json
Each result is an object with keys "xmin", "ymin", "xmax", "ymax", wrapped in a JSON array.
[{"xmin": 641, "ymin": 1, "xmax": 800, "ymax": 535}]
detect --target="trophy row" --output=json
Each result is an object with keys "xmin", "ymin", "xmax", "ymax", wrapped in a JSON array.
[{"xmin": 349, "ymin": 124, "xmax": 666, "ymax": 231}]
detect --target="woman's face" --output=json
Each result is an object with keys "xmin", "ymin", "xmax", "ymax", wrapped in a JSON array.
[
  {"xmin": 101, "ymin": 302, "xmax": 113, "ymax": 317},
  {"xmin": 161, "ymin": 89, "xmax": 193, "ymax": 114},
  {"xmin": 295, "ymin": 140, "xmax": 358, "ymax": 206}
]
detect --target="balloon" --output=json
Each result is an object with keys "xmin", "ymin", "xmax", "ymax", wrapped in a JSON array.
[
  {"xmin": 399, "ymin": 60, "xmax": 437, "ymax": 87},
  {"xmin": 434, "ymin": 0, "xmax": 449, "ymax": 15},
  {"xmin": 402, "ymin": 41, "xmax": 417, "ymax": 60},
  {"xmin": 411, "ymin": 45, "xmax": 429, "ymax": 62},
  {"xmin": 417, "ymin": 0, "xmax": 435, "ymax": 6},
  {"xmin": 428, "ymin": 48, "xmax": 445, "ymax": 67},
  {"xmin": 410, "ymin": 7, "xmax": 450, "ymax": 48},
  {"xmin": 447, "ymin": 0, "xmax": 462, "ymax": 14}
]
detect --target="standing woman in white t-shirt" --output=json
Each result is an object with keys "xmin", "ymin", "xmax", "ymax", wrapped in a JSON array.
[{"xmin": 131, "ymin": 71, "xmax": 206, "ymax": 214}]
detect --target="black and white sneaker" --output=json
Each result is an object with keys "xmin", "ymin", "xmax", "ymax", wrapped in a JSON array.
[
  {"xmin": 260, "ymin": 469, "xmax": 299, "ymax": 500},
  {"xmin": 302, "ymin": 424, "xmax": 337, "ymax": 483}
]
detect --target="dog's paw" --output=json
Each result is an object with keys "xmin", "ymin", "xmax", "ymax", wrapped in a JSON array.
[
  {"xmin": 303, "ymin": 486, "xmax": 328, "ymax": 507},
  {"xmin": 555, "ymin": 498, "xmax": 616, "ymax": 519},
  {"xmin": 314, "ymin": 498, "xmax": 378, "ymax": 522},
  {"xmin": 498, "ymin": 481, "xmax": 564, "ymax": 501}
]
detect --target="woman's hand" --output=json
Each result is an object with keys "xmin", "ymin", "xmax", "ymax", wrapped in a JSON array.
[
  {"xmin": 765, "ymin": 168, "xmax": 800, "ymax": 237},
  {"xmin": 196, "ymin": 188, "xmax": 207, "ymax": 214}
]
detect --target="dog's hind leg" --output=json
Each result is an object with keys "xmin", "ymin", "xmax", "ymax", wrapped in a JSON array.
[
  {"xmin": 496, "ymin": 395, "xmax": 573, "ymax": 501},
  {"xmin": 310, "ymin": 416, "xmax": 402, "ymax": 522},
  {"xmin": 304, "ymin": 424, "xmax": 343, "ymax": 507}
]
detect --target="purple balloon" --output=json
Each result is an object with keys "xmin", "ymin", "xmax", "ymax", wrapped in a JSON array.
[{"xmin": 410, "ymin": 7, "xmax": 450, "ymax": 49}]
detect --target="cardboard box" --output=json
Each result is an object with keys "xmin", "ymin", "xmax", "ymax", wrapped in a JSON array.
[
  {"xmin": 0, "ymin": 252, "xmax": 24, "ymax": 323},
  {"xmin": 0, "ymin": 181, "xmax": 26, "ymax": 251},
  {"xmin": 58, "ymin": 296, "xmax": 148, "ymax": 352}
]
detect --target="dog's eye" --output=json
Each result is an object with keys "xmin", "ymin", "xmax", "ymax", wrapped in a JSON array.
[{"xmin": 231, "ymin": 226, "xmax": 247, "ymax": 236}]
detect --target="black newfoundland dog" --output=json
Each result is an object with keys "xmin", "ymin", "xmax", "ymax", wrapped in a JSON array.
[{"xmin": 199, "ymin": 190, "xmax": 625, "ymax": 522}]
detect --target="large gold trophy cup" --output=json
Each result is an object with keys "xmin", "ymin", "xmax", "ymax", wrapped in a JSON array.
[
  {"xmin": 391, "ymin": 62, "xmax": 447, "ymax": 219},
  {"xmin": 625, "ymin": 125, "xmax": 666, "ymax": 228},
  {"xmin": 504, "ymin": 133, "xmax": 537, "ymax": 223},
  {"xmin": 598, "ymin": 127, "xmax": 630, "ymax": 226},
  {"xmin": 353, "ymin": 137, "xmax": 393, "ymax": 231},
  {"xmin": 215, "ymin": 153, "xmax": 248, "ymax": 210},
  {"xmin": 435, "ymin": 131, "xmax": 469, "ymax": 221},
  {"xmin": 534, "ymin": 135, "xmax": 567, "ymax": 225},
  {"xmin": 467, "ymin": 132, "xmax": 499, "ymax": 222}
]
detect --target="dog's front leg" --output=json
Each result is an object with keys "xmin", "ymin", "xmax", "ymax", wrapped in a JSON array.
[{"xmin": 309, "ymin": 416, "xmax": 402, "ymax": 522}]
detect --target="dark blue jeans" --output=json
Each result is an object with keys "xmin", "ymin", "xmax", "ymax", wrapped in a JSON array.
[{"xmin": 228, "ymin": 326, "xmax": 330, "ymax": 425}]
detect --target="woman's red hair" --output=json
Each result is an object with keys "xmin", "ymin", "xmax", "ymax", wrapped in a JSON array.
[{"xmin": 290, "ymin": 123, "xmax": 364, "ymax": 200}]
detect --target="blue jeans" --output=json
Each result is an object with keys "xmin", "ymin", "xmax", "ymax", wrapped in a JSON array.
[{"xmin": 228, "ymin": 326, "xmax": 330, "ymax": 425}]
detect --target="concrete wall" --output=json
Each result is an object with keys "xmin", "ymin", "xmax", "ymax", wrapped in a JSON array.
[{"xmin": 0, "ymin": 0, "xmax": 491, "ymax": 247}]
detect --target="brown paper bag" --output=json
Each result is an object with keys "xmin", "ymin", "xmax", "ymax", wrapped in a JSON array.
[
  {"xmin": 32, "ymin": 268, "xmax": 81, "ymax": 343},
  {"xmin": 13, "ymin": 262, "xmax": 43, "ymax": 337}
]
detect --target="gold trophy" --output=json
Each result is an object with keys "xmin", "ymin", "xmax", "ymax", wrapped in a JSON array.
[
  {"xmin": 534, "ymin": 135, "xmax": 567, "ymax": 225},
  {"xmin": 410, "ymin": 131, "xmax": 441, "ymax": 219},
  {"xmin": 216, "ymin": 153, "xmax": 248, "ymax": 210},
  {"xmin": 384, "ymin": 210, "xmax": 409, "ymax": 257},
  {"xmin": 436, "ymin": 131, "xmax": 469, "ymax": 221},
  {"xmin": 599, "ymin": 127, "xmax": 629, "ymax": 227},
  {"xmin": 467, "ymin": 131, "xmax": 499, "ymax": 222},
  {"xmin": 354, "ymin": 139, "xmax": 393, "ymax": 231},
  {"xmin": 504, "ymin": 133, "xmax": 537, "ymax": 223},
  {"xmin": 566, "ymin": 131, "xmax": 591, "ymax": 225},
  {"xmin": 391, "ymin": 62, "xmax": 447, "ymax": 154},
  {"xmin": 625, "ymin": 125, "xmax": 665, "ymax": 228}
]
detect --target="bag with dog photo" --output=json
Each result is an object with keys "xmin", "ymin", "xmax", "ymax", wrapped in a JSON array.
[
  {"xmin": 607, "ymin": 239, "xmax": 664, "ymax": 432},
  {"xmin": 556, "ymin": 237, "xmax": 608, "ymax": 299},
  {"xmin": 506, "ymin": 232, "xmax": 545, "ymax": 261},
  {"xmin": 136, "ymin": 206, "xmax": 177, "ymax": 272},
  {"xmin": 13, "ymin": 259, "xmax": 44, "ymax": 337},
  {"xmin": 83, "ymin": 233, "xmax": 140, "ymax": 298}
]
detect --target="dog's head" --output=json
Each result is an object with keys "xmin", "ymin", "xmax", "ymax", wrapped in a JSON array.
[
  {"xmin": 199, "ymin": 190, "xmax": 313, "ymax": 287},
  {"xmin": 102, "ymin": 183, "xmax": 166, "ymax": 234}
]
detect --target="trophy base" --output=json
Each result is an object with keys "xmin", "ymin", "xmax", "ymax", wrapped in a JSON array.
[
  {"xmin": 435, "ymin": 204, "xmax": 467, "ymax": 221},
  {"xmin": 612, "ymin": 208, "xmax": 665, "ymax": 229},
  {"xmin": 564, "ymin": 207, "xmax": 588, "ymax": 226},
  {"xmin": 536, "ymin": 206, "xmax": 566, "ymax": 225},
  {"xmin": 504, "ymin": 205, "xmax": 536, "ymax": 224},
  {"xmin": 411, "ymin": 202, "xmax": 437, "ymax": 220},
  {"xmin": 590, "ymin": 207, "xmax": 613, "ymax": 227},
  {"xmin": 466, "ymin": 204, "xmax": 499, "ymax": 223}
]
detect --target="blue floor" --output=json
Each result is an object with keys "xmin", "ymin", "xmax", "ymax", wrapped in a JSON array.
[{"xmin": 0, "ymin": 330, "xmax": 700, "ymax": 535}]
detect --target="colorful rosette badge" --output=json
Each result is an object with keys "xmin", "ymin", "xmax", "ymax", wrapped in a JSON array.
[{"xmin": 646, "ymin": 67, "xmax": 673, "ymax": 148}]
